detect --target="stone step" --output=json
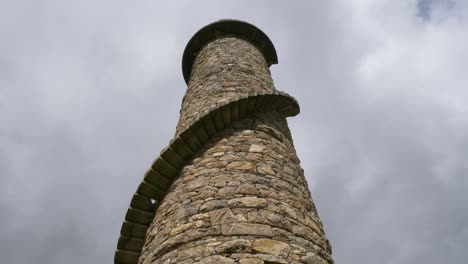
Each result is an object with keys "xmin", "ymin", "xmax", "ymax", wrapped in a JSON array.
[
  {"xmin": 211, "ymin": 106, "xmax": 224, "ymax": 131},
  {"xmin": 137, "ymin": 181, "xmax": 166, "ymax": 201},
  {"xmin": 115, "ymin": 90, "xmax": 301, "ymax": 264},
  {"xmin": 247, "ymin": 92, "xmax": 258, "ymax": 113},
  {"xmin": 130, "ymin": 194, "xmax": 154, "ymax": 212},
  {"xmin": 160, "ymin": 146, "xmax": 185, "ymax": 169},
  {"xmin": 220, "ymin": 103, "xmax": 231, "ymax": 127},
  {"xmin": 125, "ymin": 208, "xmax": 154, "ymax": 226},
  {"xmin": 151, "ymin": 158, "xmax": 178, "ymax": 179},
  {"xmin": 117, "ymin": 235, "xmax": 145, "ymax": 252},
  {"xmin": 190, "ymin": 120, "xmax": 210, "ymax": 145},
  {"xmin": 115, "ymin": 250, "xmax": 140, "ymax": 264},
  {"xmin": 120, "ymin": 221, "xmax": 148, "ymax": 238},
  {"xmin": 230, "ymin": 99, "xmax": 240, "ymax": 122},
  {"xmin": 199, "ymin": 112, "xmax": 217, "ymax": 137},
  {"xmin": 143, "ymin": 169, "xmax": 172, "ymax": 191},
  {"xmin": 238, "ymin": 95, "xmax": 249, "ymax": 119},
  {"xmin": 170, "ymin": 137, "xmax": 193, "ymax": 160},
  {"xmin": 179, "ymin": 127, "xmax": 202, "ymax": 153}
]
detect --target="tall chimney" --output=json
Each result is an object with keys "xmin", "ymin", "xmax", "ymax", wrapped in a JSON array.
[{"xmin": 115, "ymin": 19, "xmax": 334, "ymax": 264}]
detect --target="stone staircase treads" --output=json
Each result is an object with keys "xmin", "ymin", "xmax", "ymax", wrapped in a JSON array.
[
  {"xmin": 282, "ymin": 97, "xmax": 300, "ymax": 116},
  {"xmin": 169, "ymin": 137, "xmax": 193, "ymax": 160},
  {"xmin": 120, "ymin": 221, "xmax": 148, "ymax": 238},
  {"xmin": 230, "ymin": 99, "xmax": 240, "ymax": 122},
  {"xmin": 179, "ymin": 127, "xmax": 202, "ymax": 152},
  {"xmin": 190, "ymin": 120, "xmax": 210, "ymax": 145},
  {"xmin": 238, "ymin": 96, "xmax": 249, "ymax": 119},
  {"xmin": 211, "ymin": 106, "xmax": 224, "ymax": 130},
  {"xmin": 115, "ymin": 250, "xmax": 140, "ymax": 264},
  {"xmin": 220, "ymin": 103, "xmax": 231, "ymax": 127},
  {"xmin": 115, "ymin": 91, "xmax": 301, "ymax": 264},
  {"xmin": 160, "ymin": 147, "xmax": 185, "ymax": 169},
  {"xmin": 264, "ymin": 94, "xmax": 282, "ymax": 112},
  {"xmin": 137, "ymin": 182, "xmax": 166, "ymax": 201},
  {"xmin": 125, "ymin": 208, "xmax": 154, "ymax": 226},
  {"xmin": 143, "ymin": 169, "xmax": 171, "ymax": 190},
  {"xmin": 151, "ymin": 158, "xmax": 178, "ymax": 178},
  {"xmin": 274, "ymin": 95, "xmax": 287, "ymax": 112},
  {"xmin": 255, "ymin": 92, "xmax": 269, "ymax": 111},
  {"xmin": 117, "ymin": 235, "xmax": 145, "ymax": 252},
  {"xmin": 247, "ymin": 93, "xmax": 258, "ymax": 113},
  {"xmin": 255, "ymin": 94, "xmax": 268, "ymax": 112},
  {"xmin": 199, "ymin": 113, "xmax": 217, "ymax": 137},
  {"xmin": 130, "ymin": 194, "xmax": 154, "ymax": 212}
]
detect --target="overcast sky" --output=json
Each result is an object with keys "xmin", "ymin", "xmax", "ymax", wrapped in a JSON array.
[{"xmin": 1, "ymin": 0, "xmax": 468, "ymax": 263}]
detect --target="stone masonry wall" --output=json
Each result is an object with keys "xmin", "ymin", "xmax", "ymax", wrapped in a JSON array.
[
  {"xmin": 176, "ymin": 37, "xmax": 275, "ymax": 135},
  {"xmin": 139, "ymin": 37, "xmax": 334, "ymax": 264}
]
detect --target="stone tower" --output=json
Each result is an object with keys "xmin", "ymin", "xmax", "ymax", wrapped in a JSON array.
[{"xmin": 115, "ymin": 20, "xmax": 334, "ymax": 264}]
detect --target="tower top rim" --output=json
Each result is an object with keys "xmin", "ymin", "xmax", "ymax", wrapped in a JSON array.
[{"xmin": 182, "ymin": 19, "xmax": 278, "ymax": 84}]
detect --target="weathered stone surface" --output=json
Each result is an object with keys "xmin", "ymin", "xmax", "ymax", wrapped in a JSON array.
[
  {"xmin": 239, "ymin": 259, "xmax": 264, "ymax": 264},
  {"xmin": 221, "ymin": 223, "xmax": 272, "ymax": 236},
  {"xmin": 194, "ymin": 255, "xmax": 235, "ymax": 264},
  {"xmin": 256, "ymin": 254, "xmax": 288, "ymax": 264},
  {"xmin": 134, "ymin": 21, "xmax": 333, "ymax": 264},
  {"xmin": 169, "ymin": 221, "xmax": 204, "ymax": 236},
  {"xmin": 248, "ymin": 144, "xmax": 265, "ymax": 153},
  {"xmin": 200, "ymin": 199, "xmax": 227, "ymax": 212},
  {"xmin": 257, "ymin": 165, "xmax": 276, "ymax": 176},
  {"xmin": 210, "ymin": 208, "xmax": 246, "ymax": 224},
  {"xmin": 252, "ymin": 239, "xmax": 290, "ymax": 256},
  {"xmin": 215, "ymin": 239, "xmax": 252, "ymax": 253},
  {"xmin": 235, "ymin": 183, "xmax": 258, "ymax": 195},
  {"xmin": 227, "ymin": 197, "xmax": 268, "ymax": 208},
  {"xmin": 226, "ymin": 161, "xmax": 255, "ymax": 171}
]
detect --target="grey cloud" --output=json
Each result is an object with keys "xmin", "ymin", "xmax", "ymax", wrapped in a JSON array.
[{"xmin": 1, "ymin": 1, "xmax": 467, "ymax": 263}]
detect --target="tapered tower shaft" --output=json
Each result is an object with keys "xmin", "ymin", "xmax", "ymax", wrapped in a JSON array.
[{"xmin": 115, "ymin": 20, "xmax": 333, "ymax": 264}]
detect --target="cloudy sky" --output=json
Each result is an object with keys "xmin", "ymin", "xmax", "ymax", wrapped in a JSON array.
[{"xmin": 1, "ymin": 0, "xmax": 468, "ymax": 263}]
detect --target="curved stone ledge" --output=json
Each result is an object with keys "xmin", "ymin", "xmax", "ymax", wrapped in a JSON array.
[
  {"xmin": 114, "ymin": 90, "xmax": 299, "ymax": 264},
  {"xmin": 182, "ymin": 19, "xmax": 278, "ymax": 84}
]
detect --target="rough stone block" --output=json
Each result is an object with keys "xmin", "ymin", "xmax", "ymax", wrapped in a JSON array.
[
  {"xmin": 246, "ymin": 93, "xmax": 258, "ymax": 113},
  {"xmin": 115, "ymin": 250, "xmax": 140, "ymax": 264},
  {"xmin": 191, "ymin": 121, "xmax": 210, "ymax": 145},
  {"xmin": 211, "ymin": 107, "xmax": 224, "ymax": 131},
  {"xmin": 117, "ymin": 235, "xmax": 145, "ymax": 252},
  {"xmin": 231, "ymin": 100, "xmax": 240, "ymax": 122},
  {"xmin": 238, "ymin": 96, "xmax": 249, "ymax": 119},
  {"xmin": 161, "ymin": 147, "xmax": 186, "ymax": 169},
  {"xmin": 221, "ymin": 223, "xmax": 272, "ymax": 237},
  {"xmin": 137, "ymin": 181, "xmax": 166, "ymax": 201},
  {"xmin": 194, "ymin": 255, "xmax": 235, "ymax": 264},
  {"xmin": 130, "ymin": 194, "xmax": 154, "ymax": 212},
  {"xmin": 143, "ymin": 169, "xmax": 172, "ymax": 190},
  {"xmin": 226, "ymin": 161, "xmax": 255, "ymax": 171},
  {"xmin": 227, "ymin": 197, "xmax": 268, "ymax": 208},
  {"xmin": 220, "ymin": 103, "xmax": 232, "ymax": 127},
  {"xmin": 180, "ymin": 128, "xmax": 203, "ymax": 153},
  {"xmin": 125, "ymin": 208, "xmax": 154, "ymax": 226},
  {"xmin": 170, "ymin": 137, "xmax": 193, "ymax": 160},
  {"xmin": 239, "ymin": 258, "xmax": 264, "ymax": 264},
  {"xmin": 151, "ymin": 158, "xmax": 179, "ymax": 179},
  {"xmin": 215, "ymin": 239, "xmax": 252, "ymax": 253},
  {"xmin": 200, "ymin": 113, "xmax": 217, "ymax": 137},
  {"xmin": 200, "ymin": 199, "xmax": 228, "ymax": 212},
  {"xmin": 248, "ymin": 144, "xmax": 265, "ymax": 153},
  {"xmin": 120, "ymin": 221, "xmax": 148, "ymax": 238},
  {"xmin": 301, "ymin": 253, "xmax": 321, "ymax": 264},
  {"xmin": 252, "ymin": 239, "xmax": 289, "ymax": 256}
]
